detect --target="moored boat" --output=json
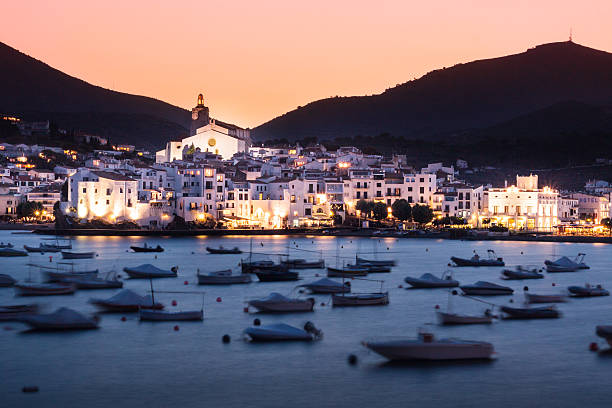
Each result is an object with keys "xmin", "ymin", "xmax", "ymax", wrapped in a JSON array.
[
  {"xmin": 299, "ymin": 278, "xmax": 351, "ymax": 294},
  {"xmin": 0, "ymin": 304, "xmax": 39, "ymax": 321},
  {"xmin": 244, "ymin": 322, "xmax": 322, "ymax": 342},
  {"xmin": 500, "ymin": 305, "xmax": 561, "ymax": 319},
  {"xmin": 568, "ymin": 284, "xmax": 610, "ymax": 297},
  {"xmin": 90, "ymin": 289, "xmax": 164, "ymax": 312},
  {"xmin": 130, "ymin": 244, "xmax": 164, "ymax": 253},
  {"xmin": 545, "ymin": 254, "xmax": 589, "ymax": 272},
  {"xmin": 45, "ymin": 270, "xmax": 99, "ymax": 282},
  {"xmin": 0, "ymin": 274, "xmax": 16, "ymax": 287},
  {"xmin": 197, "ymin": 269, "xmax": 252, "ymax": 285},
  {"xmin": 247, "ymin": 292, "xmax": 315, "ymax": 313},
  {"xmin": 20, "ymin": 307, "xmax": 99, "ymax": 330},
  {"xmin": 460, "ymin": 281, "xmax": 513, "ymax": 296},
  {"xmin": 241, "ymin": 260, "xmax": 276, "ymax": 274},
  {"xmin": 355, "ymin": 257, "xmax": 396, "ymax": 267},
  {"xmin": 61, "ymin": 251, "xmax": 96, "ymax": 259},
  {"xmin": 327, "ymin": 265, "xmax": 368, "ymax": 278},
  {"xmin": 0, "ymin": 247, "xmax": 28, "ymax": 257},
  {"xmin": 363, "ymin": 331, "xmax": 495, "ymax": 361},
  {"xmin": 57, "ymin": 274, "xmax": 123, "ymax": 289},
  {"xmin": 123, "ymin": 264, "xmax": 178, "ymax": 279},
  {"xmin": 451, "ymin": 250, "xmax": 504, "ymax": 267},
  {"xmin": 139, "ymin": 309, "xmax": 203, "ymax": 321},
  {"xmin": 524, "ymin": 293, "xmax": 567, "ymax": 304},
  {"xmin": 206, "ymin": 246, "xmax": 242, "ymax": 254},
  {"xmin": 280, "ymin": 259, "xmax": 325, "ymax": 269},
  {"xmin": 14, "ymin": 283, "xmax": 76, "ymax": 296},
  {"xmin": 404, "ymin": 272, "xmax": 459, "ymax": 288},
  {"xmin": 501, "ymin": 266, "xmax": 544, "ymax": 280},
  {"xmin": 254, "ymin": 269, "xmax": 299, "ymax": 282},
  {"xmin": 331, "ymin": 292, "xmax": 389, "ymax": 307},
  {"xmin": 437, "ymin": 311, "xmax": 494, "ymax": 325},
  {"xmin": 24, "ymin": 244, "xmax": 60, "ymax": 253}
]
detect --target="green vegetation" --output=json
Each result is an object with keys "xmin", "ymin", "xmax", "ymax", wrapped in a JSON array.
[{"xmin": 391, "ymin": 199, "xmax": 412, "ymax": 221}]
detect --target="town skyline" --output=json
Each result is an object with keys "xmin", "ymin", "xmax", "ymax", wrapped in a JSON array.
[{"xmin": 2, "ymin": 1, "xmax": 612, "ymax": 128}]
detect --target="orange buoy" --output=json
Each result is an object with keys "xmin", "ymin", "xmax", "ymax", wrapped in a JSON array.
[
  {"xmin": 174, "ymin": 325, "xmax": 179, "ymax": 331},
  {"xmin": 243, "ymin": 307, "xmax": 249, "ymax": 313},
  {"xmin": 216, "ymin": 297, "xmax": 222, "ymax": 303},
  {"xmin": 315, "ymin": 273, "xmax": 319, "ymax": 277},
  {"xmin": 589, "ymin": 342, "xmax": 599, "ymax": 352},
  {"xmin": 121, "ymin": 316, "xmax": 126, "ymax": 321},
  {"xmin": 552, "ymin": 283, "xmax": 556, "ymax": 287},
  {"xmin": 398, "ymin": 284, "xmax": 403, "ymax": 288},
  {"xmin": 184, "ymin": 280, "xmax": 189, "ymax": 285},
  {"xmin": 49, "ymin": 256, "xmax": 53, "ymax": 262},
  {"xmin": 434, "ymin": 304, "xmax": 440, "ymax": 309},
  {"xmin": 172, "ymin": 300, "xmax": 177, "ymax": 306}
]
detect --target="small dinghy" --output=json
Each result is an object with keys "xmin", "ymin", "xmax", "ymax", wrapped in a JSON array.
[
  {"xmin": 501, "ymin": 266, "xmax": 544, "ymax": 280},
  {"xmin": 248, "ymin": 292, "xmax": 315, "ymax": 313},
  {"xmin": 332, "ymin": 292, "xmax": 389, "ymax": 307},
  {"xmin": 90, "ymin": 289, "xmax": 164, "ymax": 312},
  {"xmin": 0, "ymin": 247, "xmax": 28, "ymax": 257},
  {"xmin": 123, "ymin": 264, "xmax": 178, "ymax": 279},
  {"xmin": 524, "ymin": 293, "xmax": 567, "ymax": 304},
  {"xmin": 451, "ymin": 250, "xmax": 504, "ymax": 267},
  {"xmin": 206, "ymin": 246, "xmax": 242, "ymax": 254},
  {"xmin": 0, "ymin": 304, "xmax": 38, "ymax": 321},
  {"xmin": 45, "ymin": 270, "xmax": 99, "ymax": 282},
  {"xmin": 61, "ymin": 251, "xmax": 96, "ymax": 259},
  {"xmin": 254, "ymin": 269, "xmax": 299, "ymax": 282},
  {"xmin": 437, "ymin": 311, "xmax": 494, "ymax": 325},
  {"xmin": 20, "ymin": 307, "xmax": 98, "ymax": 330},
  {"xmin": 363, "ymin": 331, "xmax": 495, "ymax": 361},
  {"xmin": 0, "ymin": 274, "xmax": 17, "ymax": 287},
  {"xmin": 327, "ymin": 265, "xmax": 368, "ymax": 278},
  {"xmin": 568, "ymin": 284, "xmax": 609, "ymax": 297},
  {"xmin": 460, "ymin": 281, "xmax": 513, "ymax": 296},
  {"xmin": 139, "ymin": 309, "xmax": 203, "ymax": 321},
  {"xmin": 500, "ymin": 305, "xmax": 561, "ymax": 319},
  {"xmin": 596, "ymin": 326, "xmax": 612, "ymax": 346},
  {"xmin": 280, "ymin": 259, "xmax": 325, "ymax": 269},
  {"xmin": 241, "ymin": 260, "xmax": 276, "ymax": 274},
  {"xmin": 130, "ymin": 244, "xmax": 164, "ymax": 253},
  {"xmin": 15, "ymin": 283, "xmax": 76, "ymax": 296},
  {"xmin": 404, "ymin": 272, "xmax": 459, "ymax": 288},
  {"xmin": 197, "ymin": 269, "xmax": 252, "ymax": 285},
  {"xmin": 244, "ymin": 322, "xmax": 322, "ymax": 342},
  {"xmin": 24, "ymin": 244, "xmax": 61, "ymax": 253},
  {"xmin": 355, "ymin": 257, "xmax": 396, "ymax": 267},
  {"xmin": 299, "ymin": 278, "xmax": 351, "ymax": 294}
]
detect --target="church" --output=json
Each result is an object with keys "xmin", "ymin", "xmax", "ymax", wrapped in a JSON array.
[{"xmin": 156, "ymin": 94, "xmax": 251, "ymax": 163}]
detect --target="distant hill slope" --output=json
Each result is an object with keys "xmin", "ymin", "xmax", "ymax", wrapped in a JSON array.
[
  {"xmin": 253, "ymin": 41, "xmax": 612, "ymax": 142},
  {"xmin": 0, "ymin": 42, "xmax": 190, "ymax": 148}
]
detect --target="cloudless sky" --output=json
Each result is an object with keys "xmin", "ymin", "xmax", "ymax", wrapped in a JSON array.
[{"xmin": 1, "ymin": 1, "xmax": 611, "ymax": 128}]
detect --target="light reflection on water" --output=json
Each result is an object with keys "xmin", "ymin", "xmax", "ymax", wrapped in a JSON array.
[{"xmin": 1, "ymin": 231, "xmax": 611, "ymax": 408}]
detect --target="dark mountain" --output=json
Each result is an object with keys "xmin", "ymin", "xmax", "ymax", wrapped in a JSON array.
[
  {"xmin": 0, "ymin": 41, "xmax": 190, "ymax": 148},
  {"xmin": 253, "ymin": 41, "xmax": 612, "ymax": 142}
]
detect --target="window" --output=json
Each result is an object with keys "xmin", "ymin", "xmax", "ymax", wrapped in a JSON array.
[
  {"xmin": 206, "ymin": 181, "xmax": 213, "ymax": 189},
  {"xmin": 308, "ymin": 184, "xmax": 314, "ymax": 193},
  {"xmin": 504, "ymin": 206, "xmax": 509, "ymax": 214},
  {"xmin": 458, "ymin": 202, "xmax": 463, "ymax": 209},
  {"xmin": 305, "ymin": 208, "xmax": 311, "ymax": 216},
  {"xmin": 356, "ymin": 182, "xmax": 360, "ymax": 188},
  {"xmin": 408, "ymin": 197, "xmax": 413, "ymax": 203},
  {"xmin": 106, "ymin": 200, "xmax": 110, "ymax": 205},
  {"xmin": 217, "ymin": 186, "xmax": 223, "ymax": 193},
  {"xmin": 419, "ymin": 187, "xmax": 424, "ymax": 194},
  {"xmin": 356, "ymin": 192, "xmax": 361, "ymax": 199},
  {"xmin": 128, "ymin": 189, "xmax": 131, "ymax": 194},
  {"xmin": 376, "ymin": 191, "xmax": 382, "ymax": 197},
  {"xmin": 407, "ymin": 187, "xmax": 413, "ymax": 192},
  {"xmin": 376, "ymin": 183, "xmax": 381, "ymax": 187},
  {"xmin": 363, "ymin": 182, "xmax": 368, "ymax": 188},
  {"xmin": 290, "ymin": 195, "xmax": 296, "ymax": 203},
  {"xmin": 106, "ymin": 188, "xmax": 111, "ymax": 195},
  {"xmin": 82, "ymin": 188, "xmax": 86, "ymax": 193},
  {"xmin": 364, "ymin": 192, "xmax": 368, "ymax": 199},
  {"xmin": 458, "ymin": 192, "xmax": 463, "ymax": 200},
  {"xmin": 420, "ymin": 178, "xmax": 424, "ymax": 182}
]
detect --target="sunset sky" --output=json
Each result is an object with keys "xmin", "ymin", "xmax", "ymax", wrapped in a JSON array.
[{"xmin": 1, "ymin": 1, "xmax": 611, "ymax": 128}]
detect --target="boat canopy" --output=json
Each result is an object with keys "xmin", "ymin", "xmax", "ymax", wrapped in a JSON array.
[
  {"xmin": 303, "ymin": 278, "xmax": 344, "ymax": 288},
  {"xmin": 23, "ymin": 308, "xmax": 93, "ymax": 325},
  {"xmin": 255, "ymin": 292, "xmax": 291, "ymax": 302},
  {"xmin": 94, "ymin": 289, "xmax": 154, "ymax": 306},
  {"xmin": 126, "ymin": 264, "xmax": 173, "ymax": 274},
  {"xmin": 549, "ymin": 256, "xmax": 578, "ymax": 267}
]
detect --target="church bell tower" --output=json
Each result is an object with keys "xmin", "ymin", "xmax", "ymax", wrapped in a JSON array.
[{"xmin": 190, "ymin": 93, "xmax": 210, "ymax": 136}]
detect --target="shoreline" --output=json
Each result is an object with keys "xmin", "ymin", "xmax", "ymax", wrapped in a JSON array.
[{"xmin": 18, "ymin": 226, "xmax": 612, "ymax": 244}]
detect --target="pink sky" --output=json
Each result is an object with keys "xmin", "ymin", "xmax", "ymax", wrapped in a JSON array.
[{"xmin": 1, "ymin": 1, "xmax": 611, "ymax": 128}]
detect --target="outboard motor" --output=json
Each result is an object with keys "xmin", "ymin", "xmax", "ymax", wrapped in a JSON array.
[{"xmin": 304, "ymin": 321, "xmax": 322, "ymax": 339}]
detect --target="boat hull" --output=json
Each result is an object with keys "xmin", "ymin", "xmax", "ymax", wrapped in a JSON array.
[
  {"xmin": 248, "ymin": 299, "xmax": 314, "ymax": 313},
  {"xmin": 500, "ymin": 306, "xmax": 560, "ymax": 319},
  {"xmin": 61, "ymin": 251, "xmax": 96, "ymax": 259},
  {"xmin": 568, "ymin": 286, "xmax": 610, "ymax": 297},
  {"xmin": 130, "ymin": 246, "xmax": 164, "ymax": 253},
  {"xmin": 197, "ymin": 274, "xmax": 252, "ymax": 285},
  {"xmin": 139, "ymin": 309, "xmax": 203, "ymax": 321},
  {"xmin": 404, "ymin": 277, "xmax": 459, "ymax": 288},
  {"xmin": 206, "ymin": 247, "xmax": 242, "ymax": 254},
  {"xmin": 327, "ymin": 267, "xmax": 368, "ymax": 278},
  {"xmin": 460, "ymin": 288, "xmax": 513, "ymax": 296},
  {"xmin": 332, "ymin": 292, "xmax": 389, "ymax": 307},
  {"xmin": 437, "ymin": 312, "xmax": 493, "ymax": 325},
  {"xmin": 280, "ymin": 260, "xmax": 325, "ymax": 269},
  {"xmin": 15, "ymin": 284, "xmax": 76, "ymax": 296},
  {"xmin": 356, "ymin": 257, "xmax": 396, "ymax": 267},
  {"xmin": 254, "ymin": 271, "xmax": 299, "ymax": 282},
  {"xmin": 451, "ymin": 257, "xmax": 504, "ymax": 267},
  {"xmin": 365, "ymin": 341, "xmax": 494, "ymax": 361}
]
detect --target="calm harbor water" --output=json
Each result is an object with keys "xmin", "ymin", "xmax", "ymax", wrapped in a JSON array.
[{"xmin": 1, "ymin": 231, "xmax": 611, "ymax": 408}]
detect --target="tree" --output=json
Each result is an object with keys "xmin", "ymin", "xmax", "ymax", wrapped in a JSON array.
[
  {"xmin": 602, "ymin": 218, "xmax": 612, "ymax": 235},
  {"xmin": 372, "ymin": 202, "xmax": 388, "ymax": 220},
  {"xmin": 355, "ymin": 200, "xmax": 374, "ymax": 218},
  {"xmin": 17, "ymin": 201, "xmax": 44, "ymax": 219},
  {"xmin": 411, "ymin": 204, "xmax": 434, "ymax": 225},
  {"xmin": 391, "ymin": 199, "xmax": 412, "ymax": 221}
]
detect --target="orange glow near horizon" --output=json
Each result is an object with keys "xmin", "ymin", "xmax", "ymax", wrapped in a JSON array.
[{"xmin": 1, "ymin": 1, "xmax": 611, "ymax": 128}]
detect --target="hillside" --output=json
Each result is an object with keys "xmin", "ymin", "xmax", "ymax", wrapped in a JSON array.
[
  {"xmin": 253, "ymin": 41, "xmax": 612, "ymax": 142},
  {"xmin": 0, "ymin": 42, "xmax": 190, "ymax": 148}
]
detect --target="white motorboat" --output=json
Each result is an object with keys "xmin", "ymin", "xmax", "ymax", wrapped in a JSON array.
[
  {"xmin": 244, "ymin": 322, "xmax": 322, "ymax": 342},
  {"xmin": 404, "ymin": 272, "xmax": 459, "ymax": 288},
  {"xmin": 568, "ymin": 284, "xmax": 610, "ymax": 297},
  {"xmin": 332, "ymin": 292, "xmax": 389, "ymax": 307},
  {"xmin": 363, "ymin": 331, "xmax": 495, "ymax": 361},
  {"xmin": 139, "ymin": 309, "xmax": 203, "ymax": 321},
  {"xmin": 437, "ymin": 311, "xmax": 494, "ymax": 325},
  {"xmin": 20, "ymin": 307, "xmax": 99, "ymax": 330},
  {"xmin": 524, "ymin": 293, "xmax": 567, "ymax": 304},
  {"xmin": 501, "ymin": 266, "xmax": 544, "ymax": 280},
  {"xmin": 123, "ymin": 264, "xmax": 178, "ymax": 279},
  {"xmin": 545, "ymin": 254, "xmax": 589, "ymax": 272},
  {"xmin": 0, "ymin": 274, "xmax": 16, "ymax": 287},
  {"xmin": 248, "ymin": 292, "xmax": 315, "ymax": 313},
  {"xmin": 90, "ymin": 289, "xmax": 164, "ymax": 312},
  {"xmin": 299, "ymin": 278, "xmax": 351, "ymax": 294},
  {"xmin": 460, "ymin": 281, "xmax": 513, "ymax": 296},
  {"xmin": 197, "ymin": 269, "xmax": 252, "ymax": 285},
  {"xmin": 596, "ymin": 326, "xmax": 612, "ymax": 346},
  {"xmin": 14, "ymin": 283, "xmax": 76, "ymax": 296}
]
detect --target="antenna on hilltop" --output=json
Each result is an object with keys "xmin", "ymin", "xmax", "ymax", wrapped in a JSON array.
[{"xmin": 569, "ymin": 27, "xmax": 573, "ymax": 42}]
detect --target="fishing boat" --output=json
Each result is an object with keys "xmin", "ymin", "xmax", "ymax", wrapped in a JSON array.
[
  {"xmin": 280, "ymin": 258, "xmax": 325, "ymax": 269},
  {"xmin": 460, "ymin": 281, "xmax": 513, "ymax": 296},
  {"xmin": 332, "ymin": 292, "xmax": 389, "ymax": 307},
  {"xmin": 247, "ymin": 292, "xmax": 315, "ymax": 313},
  {"xmin": 206, "ymin": 246, "xmax": 242, "ymax": 254},
  {"xmin": 355, "ymin": 257, "xmax": 396, "ymax": 267},
  {"xmin": 24, "ymin": 244, "xmax": 61, "ymax": 253},
  {"xmin": 437, "ymin": 311, "xmax": 494, "ymax": 325},
  {"xmin": 0, "ymin": 247, "xmax": 28, "ymax": 257},
  {"xmin": 500, "ymin": 305, "xmax": 561, "ymax": 319},
  {"xmin": 90, "ymin": 289, "xmax": 164, "ymax": 312},
  {"xmin": 61, "ymin": 251, "xmax": 96, "ymax": 259},
  {"xmin": 363, "ymin": 331, "xmax": 495, "ymax": 361},
  {"xmin": 139, "ymin": 309, "xmax": 203, "ymax": 321},
  {"xmin": 451, "ymin": 250, "xmax": 504, "ymax": 267},
  {"xmin": 130, "ymin": 244, "xmax": 164, "ymax": 253},
  {"xmin": 14, "ymin": 283, "xmax": 76, "ymax": 296},
  {"xmin": 0, "ymin": 274, "xmax": 16, "ymax": 287},
  {"xmin": 197, "ymin": 269, "xmax": 252, "ymax": 285},
  {"xmin": 40, "ymin": 238, "xmax": 72, "ymax": 249},
  {"xmin": 299, "ymin": 278, "xmax": 351, "ymax": 294},
  {"xmin": 123, "ymin": 264, "xmax": 178, "ymax": 279},
  {"xmin": 20, "ymin": 308, "xmax": 99, "ymax": 330},
  {"xmin": 0, "ymin": 304, "xmax": 38, "ymax": 321},
  {"xmin": 545, "ymin": 254, "xmax": 589, "ymax": 272},
  {"xmin": 244, "ymin": 322, "xmax": 322, "ymax": 342},
  {"xmin": 404, "ymin": 272, "xmax": 459, "ymax": 288},
  {"xmin": 501, "ymin": 266, "xmax": 544, "ymax": 280},
  {"xmin": 596, "ymin": 326, "xmax": 612, "ymax": 346},
  {"xmin": 241, "ymin": 260, "xmax": 277, "ymax": 274},
  {"xmin": 327, "ymin": 265, "xmax": 368, "ymax": 278},
  {"xmin": 524, "ymin": 293, "xmax": 567, "ymax": 304},
  {"xmin": 568, "ymin": 284, "xmax": 610, "ymax": 297},
  {"xmin": 254, "ymin": 269, "xmax": 299, "ymax": 282}
]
